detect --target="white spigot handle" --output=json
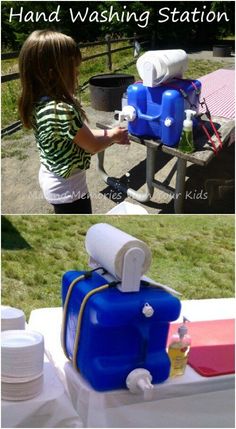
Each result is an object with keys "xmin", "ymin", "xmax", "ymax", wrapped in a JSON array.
[
  {"xmin": 137, "ymin": 376, "xmax": 153, "ymax": 390},
  {"xmin": 118, "ymin": 113, "xmax": 125, "ymax": 123},
  {"xmin": 123, "ymin": 106, "xmax": 136, "ymax": 121},
  {"xmin": 126, "ymin": 368, "xmax": 154, "ymax": 400},
  {"xmin": 114, "ymin": 106, "xmax": 136, "ymax": 123}
]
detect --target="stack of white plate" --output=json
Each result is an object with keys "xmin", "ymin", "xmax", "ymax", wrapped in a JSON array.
[
  {"xmin": 1, "ymin": 329, "xmax": 44, "ymax": 401},
  {"xmin": 1, "ymin": 306, "xmax": 26, "ymax": 331}
]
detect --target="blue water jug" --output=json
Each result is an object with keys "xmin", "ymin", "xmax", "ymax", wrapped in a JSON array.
[
  {"xmin": 127, "ymin": 78, "xmax": 201, "ymax": 146},
  {"xmin": 62, "ymin": 269, "xmax": 181, "ymax": 392}
]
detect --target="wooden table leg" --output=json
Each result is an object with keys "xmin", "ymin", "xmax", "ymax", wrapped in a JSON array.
[{"xmin": 174, "ymin": 158, "xmax": 187, "ymax": 214}]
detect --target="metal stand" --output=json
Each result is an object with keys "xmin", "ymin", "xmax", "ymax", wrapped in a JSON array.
[
  {"xmin": 97, "ymin": 147, "xmax": 155, "ymax": 203},
  {"xmin": 97, "ymin": 142, "xmax": 183, "ymax": 210},
  {"xmin": 96, "ymin": 116, "xmax": 234, "ymax": 214}
]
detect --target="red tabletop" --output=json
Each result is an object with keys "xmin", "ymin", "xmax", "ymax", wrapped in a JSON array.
[
  {"xmin": 168, "ymin": 319, "xmax": 235, "ymax": 377},
  {"xmin": 198, "ymin": 69, "xmax": 235, "ymax": 119}
]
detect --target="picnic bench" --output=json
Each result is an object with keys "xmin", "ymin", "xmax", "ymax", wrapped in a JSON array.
[{"xmin": 96, "ymin": 69, "xmax": 235, "ymax": 213}]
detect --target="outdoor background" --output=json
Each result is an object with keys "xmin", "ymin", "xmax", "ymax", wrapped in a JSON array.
[
  {"xmin": 1, "ymin": 0, "xmax": 235, "ymax": 128},
  {"xmin": 1, "ymin": 215, "xmax": 235, "ymax": 320},
  {"xmin": 2, "ymin": 1, "xmax": 234, "ymax": 48}
]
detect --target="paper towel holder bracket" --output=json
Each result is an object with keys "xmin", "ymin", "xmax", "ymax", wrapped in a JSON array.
[
  {"xmin": 119, "ymin": 247, "xmax": 145, "ymax": 292},
  {"xmin": 143, "ymin": 61, "xmax": 157, "ymax": 87},
  {"xmin": 88, "ymin": 247, "xmax": 145, "ymax": 293}
]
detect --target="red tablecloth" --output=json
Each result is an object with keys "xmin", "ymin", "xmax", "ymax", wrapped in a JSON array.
[{"xmin": 199, "ymin": 69, "xmax": 235, "ymax": 119}]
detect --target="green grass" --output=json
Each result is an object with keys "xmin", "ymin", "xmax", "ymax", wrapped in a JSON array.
[
  {"xmin": 1, "ymin": 79, "xmax": 21, "ymax": 127},
  {"xmin": 2, "ymin": 215, "xmax": 234, "ymax": 320},
  {"xmin": 1, "ymin": 40, "xmax": 232, "ymax": 128},
  {"xmin": 184, "ymin": 59, "xmax": 228, "ymax": 79}
]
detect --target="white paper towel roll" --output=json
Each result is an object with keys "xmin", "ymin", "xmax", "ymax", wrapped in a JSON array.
[
  {"xmin": 136, "ymin": 49, "xmax": 188, "ymax": 86},
  {"xmin": 85, "ymin": 223, "xmax": 152, "ymax": 280}
]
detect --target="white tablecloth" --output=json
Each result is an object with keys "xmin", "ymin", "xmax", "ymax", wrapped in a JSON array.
[
  {"xmin": 1, "ymin": 356, "xmax": 83, "ymax": 428},
  {"xmin": 28, "ymin": 299, "xmax": 235, "ymax": 428}
]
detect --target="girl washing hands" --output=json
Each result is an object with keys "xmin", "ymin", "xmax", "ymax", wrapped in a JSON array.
[{"xmin": 18, "ymin": 30, "xmax": 129, "ymax": 214}]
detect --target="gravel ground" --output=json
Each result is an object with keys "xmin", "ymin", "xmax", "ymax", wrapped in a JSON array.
[{"xmin": 187, "ymin": 50, "xmax": 235, "ymax": 65}]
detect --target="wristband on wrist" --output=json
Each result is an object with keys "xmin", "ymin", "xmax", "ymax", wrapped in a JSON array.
[{"xmin": 104, "ymin": 129, "xmax": 114, "ymax": 146}]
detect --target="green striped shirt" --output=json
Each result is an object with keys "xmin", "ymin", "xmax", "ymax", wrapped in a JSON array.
[{"xmin": 33, "ymin": 100, "xmax": 91, "ymax": 178}]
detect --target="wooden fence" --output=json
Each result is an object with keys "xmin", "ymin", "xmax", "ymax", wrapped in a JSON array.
[{"xmin": 1, "ymin": 33, "xmax": 148, "ymax": 137}]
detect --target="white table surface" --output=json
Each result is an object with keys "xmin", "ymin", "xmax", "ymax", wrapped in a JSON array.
[
  {"xmin": 1, "ymin": 355, "xmax": 83, "ymax": 428},
  {"xmin": 28, "ymin": 298, "xmax": 235, "ymax": 428}
]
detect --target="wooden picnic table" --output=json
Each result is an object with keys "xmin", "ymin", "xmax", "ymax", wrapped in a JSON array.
[{"xmin": 96, "ymin": 115, "xmax": 234, "ymax": 213}]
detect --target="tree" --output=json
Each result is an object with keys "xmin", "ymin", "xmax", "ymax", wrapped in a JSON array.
[{"xmin": 1, "ymin": 1, "xmax": 235, "ymax": 51}]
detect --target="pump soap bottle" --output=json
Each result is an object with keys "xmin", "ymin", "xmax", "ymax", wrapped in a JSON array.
[
  {"xmin": 178, "ymin": 109, "xmax": 196, "ymax": 153},
  {"xmin": 168, "ymin": 317, "xmax": 191, "ymax": 377}
]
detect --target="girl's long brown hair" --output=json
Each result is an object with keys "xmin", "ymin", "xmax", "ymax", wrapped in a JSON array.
[{"xmin": 18, "ymin": 30, "xmax": 86, "ymax": 128}]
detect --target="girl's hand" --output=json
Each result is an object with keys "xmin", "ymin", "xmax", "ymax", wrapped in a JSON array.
[{"xmin": 109, "ymin": 127, "xmax": 130, "ymax": 145}]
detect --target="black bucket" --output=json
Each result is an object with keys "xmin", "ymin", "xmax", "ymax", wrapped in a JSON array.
[
  {"xmin": 213, "ymin": 45, "xmax": 231, "ymax": 57},
  {"xmin": 89, "ymin": 73, "xmax": 135, "ymax": 112}
]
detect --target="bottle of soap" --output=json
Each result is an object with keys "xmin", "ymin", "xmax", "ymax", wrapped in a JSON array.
[
  {"xmin": 178, "ymin": 109, "xmax": 196, "ymax": 153},
  {"xmin": 168, "ymin": 317, "xmax": 191, "ymax": 377}
]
